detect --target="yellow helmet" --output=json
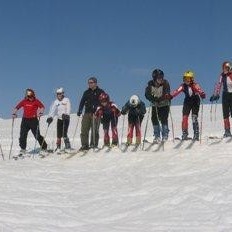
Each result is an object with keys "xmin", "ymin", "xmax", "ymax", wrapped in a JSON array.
[{"xmin": 183, "ymin": 70, "xmax": 194, "ymax": 82}]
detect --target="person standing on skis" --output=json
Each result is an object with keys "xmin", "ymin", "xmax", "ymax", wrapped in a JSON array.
[
  {"xmin": 210, "ymin": 61, "xmax": 232, "ymax": 137},
  {"xmin": 46, "ymin": 87, "xmax": 71, "ymax": 153},
  {"xmin": 121, "ymin": 95, "xmax": 146, "ymax": 145},
  {"xmin": 145, "ymin": 69, "xmax": 171, "ymax": 142},
  {"xmin": 77, "ymin": 77, "xmax": 105, "ymax": 150},
  {"xmin": 12, "ymin": 88, "xmax": 48, "ymax": 157},
  {"xmin": 167, "ymin": 70, "xmax": 206, "ymax": 141},
  {"xmin": 95, "ymin": 92, "xmax": 121, "ymax": 147}
]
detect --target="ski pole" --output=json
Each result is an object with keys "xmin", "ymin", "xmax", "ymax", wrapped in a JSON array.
[
  {"xmin": 142, "ymin": 104, "xmax": 151, "ymax": 150},
  {"xmin": 120, "ymin": 115, "xmax": 125, "ymax": 146},
  {"xmin": 210, "ymin": 102, "xmax": 213, "ymax": 122},
  {"xmin": 91, "ymin": 114, "xmax": 96, "ymax": 149},
  {"xmin": 113, "ymin": 112, "xmax": 119, "ymax": 147},
  {"xmin": 39, "ymin": 123, "xmax": 50, "ymax": 152},
  {"xmin": 8, "ymin": 118, "xmax": 15, "ymax": 160},
  {"xmin": 72, "ymin": 116, "xmax": 80, "ymax": 147},
  {"xmin": 169, "ymin": 105, "xmax": 175, "ymax": 142},
  {"xmin": 0, "ymin": 143, "xmax": 4, "ymax": 161},
  {"xmin": 137, "ymin": 115, "xmax": 142, "ymax": 148},
  {"xmin": 199, "ymin": 100, "xmax": 204, "ymax": 144},
  {"xmin": 214, "ymin": 100, "xmax": 217, "ymax": 122},
  {"xmin": 33, "ymin": 117, "xmax": 41, "ymax": 158}
]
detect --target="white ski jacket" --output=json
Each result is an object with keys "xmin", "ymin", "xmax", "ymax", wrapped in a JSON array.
[{"xmin": 48, "ymin": 97, "xmax": 71, "ymax": 119}]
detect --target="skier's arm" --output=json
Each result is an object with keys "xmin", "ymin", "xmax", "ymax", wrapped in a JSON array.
[
  {"xmin": 121, "ymin": 102, "xmax": 130, "ymax": 115},
  {"xmin": 145, "ymin": 85, "xmax": 155, "ymax": 102},
  {"xmin": 12, "ymin": 100, "xmax": 25, "ymax": 117},
  {"xmin": 192, "ymin": 83, "xmax": 206, "ymax": 98},
  {"xmin": 95, "ymin": 106, "xmax": 103, "ymax": 118},
  {"xmin": 36, "ymin": 99, "xmax": 45, "ymax": 116},
  {"xmin": 140, "ymin": 102, "xmax": 147, "ymax": 115},
  {"xmin": 111, "ymin": 103, "xmax": 121, "ymax": 117},
  {"xmin": 171, "ymin": 85, "xmax": 184, "ymax": 98},
  {"xmin": 77, "ymin": 92, "xmax": 86, "ymax": 116},
  {"xmin": 214, "ymin": 75, "xmax": 222, "ymax": 96}
]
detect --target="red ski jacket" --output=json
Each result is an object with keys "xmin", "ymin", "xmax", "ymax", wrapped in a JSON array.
[{"xmin": 15, "ymin": 98, "xmax": 45, "ymax": 118}]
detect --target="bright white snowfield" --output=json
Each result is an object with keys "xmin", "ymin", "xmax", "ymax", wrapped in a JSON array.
[{"xmin": 1, "ymin": 104, "xmax": 232, "ymax": 232}]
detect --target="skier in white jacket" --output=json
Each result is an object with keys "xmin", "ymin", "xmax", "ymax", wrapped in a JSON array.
[{"xmin": 46, "ymin": 87, "xmax": 71, "ymax": 153}]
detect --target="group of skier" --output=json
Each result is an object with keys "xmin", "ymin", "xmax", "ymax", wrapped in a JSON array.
[{"xmin": 11, "ymin": 61, "xmax": 232, "ymax": 157}]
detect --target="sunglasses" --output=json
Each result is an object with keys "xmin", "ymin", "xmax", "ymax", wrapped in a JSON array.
[
  {"xmin": 88, "ymin": 81, "xmax": 95, "ymax": 84},
  {"xmin": 27, "ymin": 95, "xmax": 34, "ymax": 98}
]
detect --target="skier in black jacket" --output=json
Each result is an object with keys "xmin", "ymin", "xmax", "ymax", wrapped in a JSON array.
[
  {"xmin": 77, "ymin": 77, "xmax": 105, "ymax": 150},
  {"xmin": 121, "ymin": 95, "xmax": 146, "ymax": 145}
]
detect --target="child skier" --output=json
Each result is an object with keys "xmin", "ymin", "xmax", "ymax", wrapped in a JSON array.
[
  {"xmin": 46, "ymin": 87, "xmax": 72, "ymax": 153},
  {"xmin": 167, "ymin": 70, "xmax": 206, "ymax": 140},
  {"xmin": 145, "ymin": 69, "xmax": 171, "ymax": 142},
  {"xmin": 121, "ymin": 95, "xmax": 146, "ymax": 145},
  {"xmin": 210, "ymin": 61, "xmax": 232, "ymax": 137},
  {"xmin": 95, "ymin": 93, "xmax": 121, "ymax": 147}
]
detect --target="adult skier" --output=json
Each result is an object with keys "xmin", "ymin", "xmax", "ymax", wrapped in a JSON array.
[
  {"xmin": 145, "ymin": 69, "xmax": 171, "ymax": 142},
  {"xmin": 95, "ymin": 92, "xmax": 121, "ymax": 147},
  {"xmin": 46, "ymin": 87, "xmax": 71, "ymax": 153},
  {"xmin": 167, "ymin": 70, "xmax": 205, "ymax": 140},
  {"xmin": 210, "ymin": 61, "xmax": 232, "ymax": 137},
  {"xmin": 12, "ymin": 88, "xmax": 47, "ymax": 157},
  {"xmin": 77, "ymin": 77, "xmax": 105, "ymax": 150},
  {"xmin": 121, "ymin": 95, "xmax": 146, "ymax": 145}
]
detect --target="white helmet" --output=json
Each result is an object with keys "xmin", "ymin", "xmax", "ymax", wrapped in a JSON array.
[
  {"xmin": 129, "ymin": 95, "xmax": 140, "ymax": 107},
  {"xmin": 56, "ymin": 87, "xmax": 64, "ymax": 94}
]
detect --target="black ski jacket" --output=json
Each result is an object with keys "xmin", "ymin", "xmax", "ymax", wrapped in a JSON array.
[{"xmin": 78, "ymin": 87, "xmax": 105, "ymax": 114}]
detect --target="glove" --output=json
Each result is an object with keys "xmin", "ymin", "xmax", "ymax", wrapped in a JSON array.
[
  {"xmin": 164, "ymin": 94, "xmax": 173, "ymax": 100},
  {"xmin": 121, "ymin": 110, "xmax": 126, "ymax": 115},
  {"xmin": 46, "ymin": 117, "xmax": 53, "ymax": 125},
  {"xmin": 200, "ymin": 92, "xmax": 206, "ymax": 99},
  {"xmin": 210, "ymin": 95, "xmax": 220, "ymax": 102},
  {"xmin": 62, "ymin": 114, "xmax": 70, "ymax": 120},
  {"xmin": 12, "ymin": 113, "xmax": 17, "ymax": 119},
  {"xmin": 77, "ymin": 111, "xmax": 82, "ymax": 117}
]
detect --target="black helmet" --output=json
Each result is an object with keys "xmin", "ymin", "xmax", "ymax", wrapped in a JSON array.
[{"xmin": 152, "ymin": 69, "xmax": 164, "ymax": 80}]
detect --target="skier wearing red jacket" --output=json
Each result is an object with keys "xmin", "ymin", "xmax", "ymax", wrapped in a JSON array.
[
  {"xmin": 95, "ymin": 93, "xmax": 121, "ymax": 147},
  {"xmin": 210, "ymin": 61, "xmax": 232, "ymax": 137},
  {"xmin": 12, "ymin": 88, "xmax": 47, "ymax": 156},
  {"xmin": 167, "ymin": 71, "xmax": 206, "ymax": 141}
]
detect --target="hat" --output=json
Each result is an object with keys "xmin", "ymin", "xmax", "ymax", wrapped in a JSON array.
[{"xmin": 88, "ymin": 77, "xmax": 97, "ymax": 83}]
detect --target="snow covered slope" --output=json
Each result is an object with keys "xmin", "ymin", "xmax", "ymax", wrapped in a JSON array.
[{"xmin": 0, "ymin": 104, "xmax": 232, "ymax": 232}]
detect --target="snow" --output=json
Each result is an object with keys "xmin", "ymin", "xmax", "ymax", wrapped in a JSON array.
[{"xmin": 0, "ymin": 103, "xmax": 232, "ymax": 231}]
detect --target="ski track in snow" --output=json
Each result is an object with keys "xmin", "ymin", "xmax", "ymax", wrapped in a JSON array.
[{"xmin": 0, "ymin": 104, "xmax": 232, "ymax": 231}]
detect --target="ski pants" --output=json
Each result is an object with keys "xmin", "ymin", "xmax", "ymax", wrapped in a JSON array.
[
  {"xmin": 102, "ymin": 117, "xmax": 119, "ymax": 145},
  {"xmin": 182, "ymin": 96, "xmax": 200, "ymax": 131},
  {"xmin": 56, "ymin": 118, "xmax": 70, "ymax": 148},
  {"xmin": 222, "ymin": 92, "xmax": 232, "ymax": 130},
  {"xmin": 127, "ymin": 115, "xmax": 143, "ymax": 144},
  {"xmin": 151, "ymin": 105, "xmax": 169, "ymax": 126},
  {"xmin": 19, "ymin": 117, "xmax": 47, "ymax": 150},
  {"xmin": 80, "ymin": 113, "xmax": 100, "ymax": 148}
]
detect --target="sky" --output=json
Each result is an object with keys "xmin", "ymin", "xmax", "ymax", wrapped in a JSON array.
[
  {"xmin": 0, "ymin": 0, "xmax": 232, "ymax": 118},
  {"xmin": 1, "ymin": 104, "xmax": 232, "ymax": 231}
]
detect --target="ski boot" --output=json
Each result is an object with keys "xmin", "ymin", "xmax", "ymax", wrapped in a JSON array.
[
  {"xmin": 153, "ymin": 136, "xmax": 161, "ymax": 144},
  {"xmin": 13, "ymin": 149, "xmax": 26, "ymax": 160},
  {"xmin": 161, "ymin": 124, "xmax": 169, "ymax": 142},
  {"xmin": 181, "ymin": 129, "xmax": 189, "ymax": 140},
  {"xmin": 223, "ymin": 129, "xmax": 232, "ymax": 138}
]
